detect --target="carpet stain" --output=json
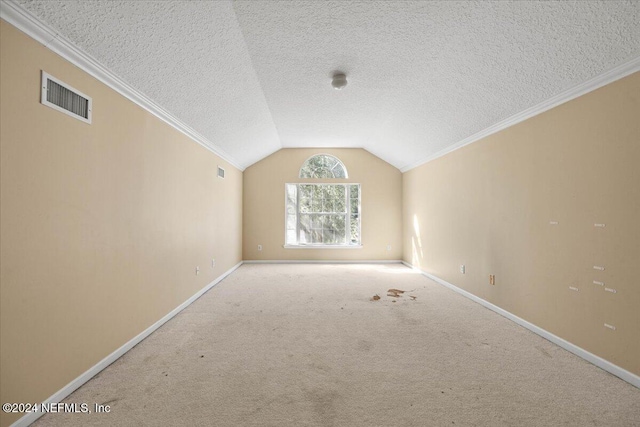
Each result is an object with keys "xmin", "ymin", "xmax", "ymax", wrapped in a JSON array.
[
  {"xmin": 100, "ymin": 398, "xmax": 120, "ymax": 406},
  {"xmin": 143, "ymin": 354, "xmax": 158, "ymax": 364},
  {"xmin": 536, "ymin": 346, "xmax": 552, "ymax": 358},
  {"xmin": 308, "ymin": 362, "xmax": 333, "ymax": 373},
  {"xmin": 393, "ymin": 308, "xmax": 419, "ymax": 326},
  {"xmin": 306, "ymin": 389, "xmax": 340, "ymax": 426},
  {"xmin": 387, "ymin": 288, "xmax": 405, "ymax": 298},
  {"xmin": 356, "ymin": 340, "xmax": 373, "ymax": 352}
]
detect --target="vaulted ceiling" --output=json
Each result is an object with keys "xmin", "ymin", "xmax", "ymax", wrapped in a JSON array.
[{"xmin": 10, "ymin": 0, "xmax": 640, "ymax": 170}]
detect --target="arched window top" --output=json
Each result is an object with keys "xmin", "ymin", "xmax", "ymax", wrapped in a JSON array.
[{"xmin": 299, "ymin": 154, "xmax": 348, "ymax": 179}]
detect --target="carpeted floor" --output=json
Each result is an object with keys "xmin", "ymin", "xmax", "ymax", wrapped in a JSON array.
[{"xmin": 34, "ymin": 264, "xmax": 640, "ymax": 426}]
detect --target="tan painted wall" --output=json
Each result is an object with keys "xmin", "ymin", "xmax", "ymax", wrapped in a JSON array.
[
  {"xmin": 243, "ymin": 148, "xmax": 402, "ymax": 260},
  {"xmin": 0, "ymin": 21, "xmax": 242, "ymax": 427},
  {"xmin": 403, "ymin": 71, "xmax": 640, "ymax": 376}
]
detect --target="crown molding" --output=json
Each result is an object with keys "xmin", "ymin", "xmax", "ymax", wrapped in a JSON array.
[
  {"xmin": 400, "ymin": 55, "xmax": 640, "ymax": 173},
  {"xmin": 4, "ymin": 0, "xmax": 638, "ymax": 175},
  {"xmin": 0, "ymin": 0, "xmax": 245, "ymax": 171}
]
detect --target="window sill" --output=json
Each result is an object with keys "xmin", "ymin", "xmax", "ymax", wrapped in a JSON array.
[{"xmin": 283, "ymin": 244, "xmax": 363, "ymax": 249}]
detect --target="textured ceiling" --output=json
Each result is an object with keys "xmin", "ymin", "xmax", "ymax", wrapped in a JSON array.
[
  {"xmin": 12, "ymin": 0, "xmax": 281, "ymax": 167},
  {"xmin": 11, "ymin": 0, "xmax": 640, "ymax": 170}
]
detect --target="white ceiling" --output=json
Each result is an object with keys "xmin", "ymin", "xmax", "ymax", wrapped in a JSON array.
[{"xmin": 10, "ymin": 0, "xmax": 640, "ymax": 170}]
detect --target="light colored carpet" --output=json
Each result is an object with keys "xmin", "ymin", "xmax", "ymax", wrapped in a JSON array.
[{"xmin": 34, "ymin": 264, "xmax": 640, "ymax": 426}]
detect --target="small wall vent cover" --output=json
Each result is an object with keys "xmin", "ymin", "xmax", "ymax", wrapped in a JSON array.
[
  {"xmin": 41, "ymin": 71, "xmax": 92, "ymax": 124},
  {"xmin": 217, "ymin": 166, "xmax": 225, "ymax": 179}
]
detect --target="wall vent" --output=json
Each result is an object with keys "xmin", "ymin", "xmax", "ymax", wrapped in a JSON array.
[
  {"xmin": 41, "ymin": 71, "xmax": 92, "ymax": 124},
  {"xmin": 217, "ymin": 166, "xmax": 225, "ymax": 179}
]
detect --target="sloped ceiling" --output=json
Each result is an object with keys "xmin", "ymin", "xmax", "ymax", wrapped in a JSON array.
[{"xmin": 9, "ymin": 0, "xmax": 640, "ymax": 170}]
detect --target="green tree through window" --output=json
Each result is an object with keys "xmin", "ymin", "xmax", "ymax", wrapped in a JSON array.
[
  {"xmin": 287, "ymin": 155, "xmax": 359, "ymax": 247},
  {"xmin": 286, "ymin": 184, "xmax": 360, "ymax": 246},
  {"xmin": 299, "ymin": 154, "xmax": 348, "ymax": 178}
]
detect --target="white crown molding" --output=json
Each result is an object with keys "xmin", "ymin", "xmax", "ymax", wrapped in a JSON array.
[
  {"xmin": 400, "ymin": 55, "xmax": 640, "ymax": 173},
  {"xmin": 9, "ymin": 261, "xmax": 244, "ymax": 427},
  {"xmin": 0, "ymin": 0, "xmax": 245, "ymax": 171},
  {"xmin": 401, "ymin": 261, "xmax": 640, "ymax": 389}
]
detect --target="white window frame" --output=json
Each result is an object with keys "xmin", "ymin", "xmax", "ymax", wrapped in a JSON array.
[{"xmin": 284, "ymin": 183, "xmax": 362, "ymax": 249}]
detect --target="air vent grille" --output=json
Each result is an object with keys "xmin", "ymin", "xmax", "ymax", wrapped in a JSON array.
[
  {"xmin": 41, "ymin": 71, "xmax": 92, "ymax": 124},
  {"xmin": 217, "ymin": 166, "xmax": 225, "ymax": 179}
]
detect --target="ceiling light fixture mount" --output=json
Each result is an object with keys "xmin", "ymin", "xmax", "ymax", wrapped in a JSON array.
[{"xmin": 331, "ymin": 72, "xmax": 348, "ymax": 90}]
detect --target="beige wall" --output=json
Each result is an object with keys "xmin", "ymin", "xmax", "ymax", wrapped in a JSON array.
[
  {"xmin": 243, "ymin": 148, "xmax": 402, "ymax": 260},
  {"xmin": 403, "ymin": 71, "xmax": 640, "ymax": 376},
  {"xmin": 0, "ymin": 21, "xmax": 242, "ymax": 427}
]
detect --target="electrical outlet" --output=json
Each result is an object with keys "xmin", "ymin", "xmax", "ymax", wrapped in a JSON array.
[
  {"xmin": 211, "ymin": 259, "xmax": 215, "ymax": 268},
  {"xmin": 460, "ymin": 265, "xmax": 465, "ymax": 274},
  {"xmin": 196, "ymin": 266, "xmax": 200, "ymax": 276},
  {"xmin": 489, "ymin": 275, "xmax": 495, "ymax": 285},
  {"xmin": 386, "ymin": 244, "xmax": 392, "ymax": 251},
  {"xmin": 258, "ymin": 244, "xmax": 262, "ymax": 251}
]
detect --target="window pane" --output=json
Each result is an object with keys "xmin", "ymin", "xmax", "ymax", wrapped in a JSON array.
[
  {"xmin": 350, "ymin": 214, "xmax": 360, "ymax": 244},
  {"xmin": 350, "ymin": 184, "xmax": 359, "ymax": 198},
  {"xmin": 335, "ymin": 197, "xmax": 345, "ymax": 213},
  {"xmin": 299, "ymin": 185, "xmax": 312, "ymax": 198},
  {"xmin": 321, "ymin": 185, "xmax": 333, "ymax": 199},
  {"xmin": 299, "ymin": 198, "xmax": 310, "ymax": 213},
  {"xmin": 332, "ymin": 166, "xmax": 346, "ymax": 178},
  {"xmin": 300, "ymin": 214, "xmax": 311, "ymax": 231},
  {"xmin": 299, "ymin": 216, "xmax": 310, "ymax": 242},
  {"xmin": 286, "ymin": 184, "xmax": 297, "ymax": 203},
  {"xmin": 312, "ymin": 185, "xmax": 322, "ymax": 198},
  {"xmin": 286, "ymin": 229, "xmax": 296, "ymax": 245},
  {"xmin": 286, "ymin": 215, "xmax": 296, "ymax": 229},
  {"xmin": 333, "ymin": 215, "xmax": 345, "ymax": 233},
  {"xmin": 323, "ymin": 229, "xmax": 335, "ymax": 244}
]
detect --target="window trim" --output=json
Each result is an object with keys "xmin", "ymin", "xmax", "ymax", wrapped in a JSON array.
[{"xmin": 284, "ymin": 183, "xmax": 362, "ymax": 248}]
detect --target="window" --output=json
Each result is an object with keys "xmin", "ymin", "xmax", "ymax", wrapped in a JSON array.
[
  {"xmin": 286, "ymin": 154, "xmax": 360, "ymax": 247},
  {"xmin": 299, "ymin": 154, "xmax": 348, "ymax": 178},
  {"xmin": 285, "ymin": 183, "xmax": 361, "ymax": 247}
]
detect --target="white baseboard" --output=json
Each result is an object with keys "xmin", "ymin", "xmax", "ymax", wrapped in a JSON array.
[
  {"xmin": 401, "ymin": 261, "xmax": 640, "ymax": 389},
  {"xmin": 10, "ymin": 261, "xmax": 243, "ymax": 427},
  {"xmin": 243, "ymin": 259, "xmax": 403, "ymax": 264}
]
